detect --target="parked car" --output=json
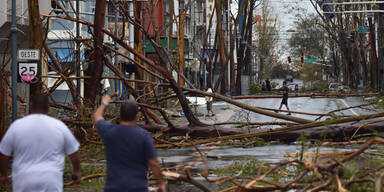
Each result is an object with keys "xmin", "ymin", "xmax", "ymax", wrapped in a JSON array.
[
  {"xmin": 285, "ymin": 75, "xmax": 293, "ymax": 82},
  {"xmin": 329, "ymin": 83, "xmax": 351, "ymax": 93},
  {"xmin": 328, "ymin": 83, "xmax": 341, "ymax": 92},
  {"xmin": 276, "ymin": 83, "xmax": 298, "ymax": 92},
  {"xmin": 338, "ymin": 85, "xmax": 351, "ymax": 93}
]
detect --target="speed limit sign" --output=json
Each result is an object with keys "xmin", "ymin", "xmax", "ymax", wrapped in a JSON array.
[{"xmin": 17, "ymin": 62, "xmax": 39, "ymax": 83}]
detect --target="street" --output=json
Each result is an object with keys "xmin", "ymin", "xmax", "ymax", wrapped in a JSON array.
[{"xmin": 190, "ymin": 96, "xmax": 377, "ymax": 125}]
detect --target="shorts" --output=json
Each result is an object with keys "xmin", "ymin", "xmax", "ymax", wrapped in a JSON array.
[
  {"xmin": 281, "ymin": 97, "xmax": 288, "ymax": 105},
  {"xmin": 207, "ymin": 102, "xmax": 212, "ymax": 110}
]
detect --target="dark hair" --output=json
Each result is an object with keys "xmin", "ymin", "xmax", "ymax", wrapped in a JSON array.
[
  {"xmin": 31, "ymin": 93, "xmax": 49, "ymax": 113},
  {"xmin": 283, "ymin": 81, "xmax": 287, "ymax": 85},
  {"xmin": 120, "ymin": 100, "xmax": 139, "ymax": 121}
]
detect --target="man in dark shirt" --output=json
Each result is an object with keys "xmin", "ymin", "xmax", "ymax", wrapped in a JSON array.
[
  {"xmin": 266, "ymin": 79, "xmax": 271, "ymax": 91},
  {"xmin": 277, "ymin": 81, "xmax": 291, "ymax": 115},
  {"xmin": 93, "ymin": 95, "xmax": 166, "ymax": 192}
]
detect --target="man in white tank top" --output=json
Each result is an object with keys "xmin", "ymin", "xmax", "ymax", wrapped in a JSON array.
[{"xmin": 0, "ymin": 94, "xmax": 81, "ymax": 191}]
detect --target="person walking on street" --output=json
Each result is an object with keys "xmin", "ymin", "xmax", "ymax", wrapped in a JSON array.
[
  {"xmin": 277, "ymin": 81, "xmax": 291, "ymax": 115},
  {"xmin": 205, "ymin": 87, "xmax": 215, "ymax": 117},
  {"xmin": 261, "ymin": 82, "xmax": 266, "ymax": 91},
  {"xmin": 266, "ymin": 78, "xmax": 271, "ymax": 91},
  {"xmin": 0, "ymin": 94, "xmax": 81, "ymax": 191},
  {"xmin": 93, "ymin": 95, "xmax": 166, "ymax": 192}
]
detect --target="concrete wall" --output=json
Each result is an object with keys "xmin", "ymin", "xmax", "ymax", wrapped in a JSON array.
[
  {"xmin": 0, "ymin": 1, "xmax": 6, "ymax": 27},
  {"xmin": 0, "ymin": 0, "xmax": 50, "ymax": 27},
  {"xmin": 241, "ymin": 75, "xmax": 250, "ymax": 95}
]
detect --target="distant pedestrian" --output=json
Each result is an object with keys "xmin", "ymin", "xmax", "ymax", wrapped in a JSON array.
[
  {"xmin": 261, "ymin": 82, "xmax": 266, "ymax": 91},
  {"xmin": 277, "ymin": 81, "xmax": 291, "ymax": 115},
  {"xmin": 266, "ymin": 78, "xmax": 271, "ymax": 91},
  {"xmin": 93, "ymin": 95, "xmax": 166, "ymax": 192},
  {"xmin": 205, "ymin": 87, "xmax": 215, "ymax": 116},
  {"xmin": 295, "ymin": 84, "xmax": 299, "ymax": 93},
  {"xmin": 0, "ymin": 94, "xmax": 81, "ymax": 191}
]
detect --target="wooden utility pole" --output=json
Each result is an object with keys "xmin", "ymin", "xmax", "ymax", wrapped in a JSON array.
[
  {"xmin": 134, "ymin": 1, "xmax": 144, "ymax": 82},
  {"xmin": 28, "ymin": 0, "xmax": 44, "ymax": 99},
  {"xmin": 168, "ymin": 0, "xmax": 174, "ymax": 56},
  {"xmin": 178, "ymin": 0, "xmax": 185, "ymax": 87},
  {"xmin": 0, "ymin": 73, "xmax": 3, "ymax": 134},
  {"xmin": 215, "ymin": 0, "xmax": 227, "ymax": 94},
  {"xmin": 84, "ymin": 0, "xmax": 106, "ymax": 105}
]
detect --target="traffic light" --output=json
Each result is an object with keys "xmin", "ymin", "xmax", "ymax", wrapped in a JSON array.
[
  {"xmin": 300, "ymin": 56, "xmax": 304, "ymax": 64},
  {"xmin": 287, "ymin": 56, "xmax": 291, "ymax": 63}
]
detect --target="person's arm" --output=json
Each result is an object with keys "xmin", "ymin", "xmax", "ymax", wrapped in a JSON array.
[
  {"xmin": 92, "ymin": 95, "xmax": 111, "ymax": 125},
  {"xmin": 148, "ymin": 158, "xmax": 166, "ymax": 192},
  {"xmin": 0, "ymin": 153, "xmax": 10, "ymax": 188},
  {"xmin": 68, "ymin": 151, "xmax": 81, "ymax": 184}
]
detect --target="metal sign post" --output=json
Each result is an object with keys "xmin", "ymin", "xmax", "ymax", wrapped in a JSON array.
[{"xmin": 11, "ymin": 0, "xmax": 18, "ymax": 121}]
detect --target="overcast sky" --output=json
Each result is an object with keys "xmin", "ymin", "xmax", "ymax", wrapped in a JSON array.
[
  {"xmin": 231, "ymin": 0, "xmax": 319, "ymax": 58},
  {"xmin": 259, "ymin": 0, "xmax": 317, "ymax": 58},
  {"xmin": 269, "ymin": 0, "xmax": 316, "ymax": 31}
]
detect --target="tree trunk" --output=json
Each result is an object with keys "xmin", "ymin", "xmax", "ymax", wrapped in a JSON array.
[
  {"xmin": 84, "ymin": 0, "xmax": 106, "ymax": 105},
  {"xmin": 360, "ymin": 46, "xmax": 368, "ymax": 87},
  {"xmin": 369, "ymin": 17, "xmax": 377, "ymax": 89},
  {"xmin": 236, "ymin": 5, "xmax": 247, "ymax": 95},
  {"xmin": 229, "ymin": 27, "xmax": 236, "ymax": 95}
]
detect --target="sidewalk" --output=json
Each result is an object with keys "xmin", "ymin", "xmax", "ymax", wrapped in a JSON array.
[{"xmin": 197, "ymin": 101, "xmax": 236, "ymax": 124}]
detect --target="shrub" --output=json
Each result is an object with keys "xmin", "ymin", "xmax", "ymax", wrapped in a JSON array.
[{"xmin": 249, "ymin": 84, "xmax": 261, "ymax": 95}]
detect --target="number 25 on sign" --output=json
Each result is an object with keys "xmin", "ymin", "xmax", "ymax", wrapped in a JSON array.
[{"xmin": 17, "ymin": 62, "xmax": 39, "ymax": 83}]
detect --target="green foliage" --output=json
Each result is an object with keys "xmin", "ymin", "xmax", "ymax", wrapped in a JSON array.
[
  {"xmin": 271, "ymin": 82, "xmax": 279, "ymax": 89},
  {"xmin": 64, "ymin": 160, "xmax": 106, "ymax": 191},
  {"xmin": 209, "ymin": 157, "xmax": 266, "ymax": 177},
  {"xmin": 370, "ymin": 97, "xmax": 384, "ymax": 110},
  {"xmin": 220, "ymin": 106, "xmax": 230, "ymax": 111},
  {"xmin": 246, "ymin": 137, "xmax": 267, "ymax": 147},
  {"xmin": 249, "ymin": 84, "xmax": 261, "ymax": 95},
  {"xmin": 288, "ymin": 13, "xmax": 327, "ymax": 59}
]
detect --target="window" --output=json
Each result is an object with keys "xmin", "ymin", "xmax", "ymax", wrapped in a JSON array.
[{"xmin": 51, "ymin": 0, "xmax": 69, "ymax": 15}]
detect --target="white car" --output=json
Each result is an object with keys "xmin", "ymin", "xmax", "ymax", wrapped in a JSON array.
[{"xmin": 329, "ymin": 83, "xmax": 350, "ymax": 93}]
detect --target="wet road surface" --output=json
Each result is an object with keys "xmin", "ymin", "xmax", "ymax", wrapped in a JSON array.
[{"xmin": 161, "ymin": 96, "xmax": 379, "ymax": 191}]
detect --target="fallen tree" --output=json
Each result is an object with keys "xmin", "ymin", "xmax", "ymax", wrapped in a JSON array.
[
  {"xmin": 233, "ymin": 93, "xmax": 379, "ymax": 99},
  {"xmin": 158, "ymin": 137, "xmax": 384, "ymax": 192},
  {"xmin": 155, "ymin": 112, "xmax": 384, "ymax": 148}
]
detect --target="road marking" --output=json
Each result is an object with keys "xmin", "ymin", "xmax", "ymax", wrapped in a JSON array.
[{"xmin": 341, "ymin": 99, "xmax": 359, "ymax": 116}]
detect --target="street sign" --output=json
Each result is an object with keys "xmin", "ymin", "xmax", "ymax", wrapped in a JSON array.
[
  {"xmin": 18, "ymin": 49, "xmax": 40, "ymax": 61},
  {"xmin": 358, "ymin": 26, "xmax": 367, "ymax": 33},
  {"xmin": 304, "ymin": 58, "xmax": 317, "ymax": 63},
  {"xmin": 17, "ymin": 62, "xmax": 39, "ymax": 83}
]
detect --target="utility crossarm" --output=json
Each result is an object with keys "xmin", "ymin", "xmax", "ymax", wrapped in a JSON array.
[
  {"xmin": 323, "ymin": 1, "xmax": 384, "ymax": 5},
  {"xmin": 312, "ymin": 62, "xmax": 332, "ymax": 67},
  {"xmin": 323, "ymin": 10, "xmax": 384, "ymax": 14}
]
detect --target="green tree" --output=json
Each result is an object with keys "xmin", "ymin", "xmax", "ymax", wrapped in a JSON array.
[{"xmin": 288, "ymin": 13, "xmax": 327, "ymax": 61}]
